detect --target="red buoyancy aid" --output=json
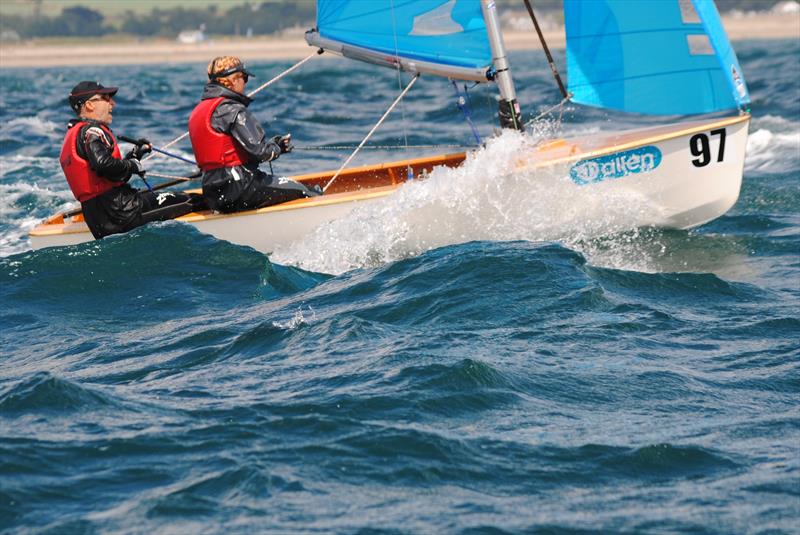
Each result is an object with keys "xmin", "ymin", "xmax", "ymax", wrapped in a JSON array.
[
  {"xmin": 59, "ymin": 121, "xmax": 122, "ymax": 203},
  {"xmin": 188, "ymin": 97, "xmax": 251, "ymax": 172}
]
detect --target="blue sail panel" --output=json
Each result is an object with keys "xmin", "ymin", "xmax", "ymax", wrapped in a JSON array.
[
  {"xmin": 315, "ymin": 0, "xmax": 491, "ymax": 72},
  {"xmin": 564, "ymin": 0, "xmax": 750, "ymax": 115}
]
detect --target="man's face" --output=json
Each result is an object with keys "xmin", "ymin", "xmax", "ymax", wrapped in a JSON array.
[{"xmin": 82, "ymin": 94, "xmax": 115, "ymax": 124}]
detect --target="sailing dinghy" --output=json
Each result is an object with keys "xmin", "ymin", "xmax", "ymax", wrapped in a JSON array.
[{"xmin": 30, "ymin": 0, "xmax": 751, "ymax": 253}]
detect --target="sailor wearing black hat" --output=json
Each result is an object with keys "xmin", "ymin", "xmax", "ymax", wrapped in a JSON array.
[
  {"xmin": 188, "ymin": 56, "xmax": 320, "ymax": 214},
  {"xmin": 60, "ymin": 81, "xmax": 202, "ymax": 239}
]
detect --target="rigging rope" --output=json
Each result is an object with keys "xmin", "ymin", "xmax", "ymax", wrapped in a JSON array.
[
  {"xmin": 525, "ymin": 93, "xmax": 572, "ymax": 127},
  {"xmin": 323, "ymin": 74, "xmax": 420, "ymax": 193},
  {"xmin": 389, "ymin": 0, "xmax": 411, "ymax": 159},
  {"xmin": 148, "ymin": 171, "xmax": 198, "ymax": 181},
  {"xmin": 522, "ymin": 0, "xmax": 568, "ymax": 99},
  {"xmin": 144, "ymin": 51, "xmax": 321, "ymax": 161},
  {"xmin": 295, "ymin": 144, "xmax": 469, "ymax": 151},
  {"xmin": 452, "ymin": 81, "xmax": 482, "ymax": 145}
]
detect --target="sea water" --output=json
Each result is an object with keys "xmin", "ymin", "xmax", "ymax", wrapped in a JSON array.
[{"xmin": 0, "ymin": 41, "xmax": 798, "ymax": 532}]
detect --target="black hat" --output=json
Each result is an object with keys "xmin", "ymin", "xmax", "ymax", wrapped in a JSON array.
[{"xmin": 68, "ymin": 81, "xmax": 118, "ymax": 113}]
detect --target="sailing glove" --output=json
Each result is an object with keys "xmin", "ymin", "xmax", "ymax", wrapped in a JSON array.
[
  {"xmin": 273, "ymin": 134, "xmax": 293, "ymax": 154},
  {"xmin": 125, "ymin": 140, "xmax": 152, "ymax": 161},
  {"xmin": 128, "ymin": 158, "xmax": 146, "ymax": 178}
]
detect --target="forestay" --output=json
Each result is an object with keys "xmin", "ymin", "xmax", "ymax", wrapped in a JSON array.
[
  {"xmin": 305, "ymin": 0, "xmax": 492, "ymax": 81},
  {"xmin": 564, "ymin": 0, "xmax": 751, "ymax": 115}
]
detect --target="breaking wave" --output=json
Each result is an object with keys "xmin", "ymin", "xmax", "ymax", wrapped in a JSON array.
[
  {"xmin": 272, "ymin": 131, "xmax": 663, "ymax": 275},
  {"xmin": 745, "ymin": 127, "xmax": 800, "ymax": 173}
]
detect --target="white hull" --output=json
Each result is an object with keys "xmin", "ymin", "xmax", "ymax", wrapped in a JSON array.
[
  {"xmin": 30, "ymin": 114, "xmax": 750, "ymax": 253},
  {"xmin": 517, "ymin": 115, "xmax": 750, "ymax": 229}
]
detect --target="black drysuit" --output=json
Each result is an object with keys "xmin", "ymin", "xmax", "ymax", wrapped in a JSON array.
[{"xmin": 70, "ymin": 119, "xmax": 202, "ymax": 239}]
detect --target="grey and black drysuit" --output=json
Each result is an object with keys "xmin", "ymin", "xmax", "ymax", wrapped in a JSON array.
[{"xmin": 195, "ymin": 83, "xmax": 319, "ymax": 213}]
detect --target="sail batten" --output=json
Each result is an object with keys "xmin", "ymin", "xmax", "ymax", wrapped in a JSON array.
[{"xmin": 565, "ymin": 0, "xmax": 750, "ymax": 116}]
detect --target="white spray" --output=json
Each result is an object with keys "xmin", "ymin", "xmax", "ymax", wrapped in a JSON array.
[{"xmin": 271, "ymin": 130, "xmax": 664, "ymax": 275}]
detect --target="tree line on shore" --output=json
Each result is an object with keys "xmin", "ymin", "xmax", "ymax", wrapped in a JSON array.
[
  {"xmin": 0, "ymin": 2, "xmax": 315, "ymax": 40},
  {"xmin": 0, "ymin": 0, "xmax": 782, "ymax": 41}
]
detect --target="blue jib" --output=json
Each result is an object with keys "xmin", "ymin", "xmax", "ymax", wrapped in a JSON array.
[{"xmin": 564, "ymin": 0, "xmax": 751, "ymax": 115}]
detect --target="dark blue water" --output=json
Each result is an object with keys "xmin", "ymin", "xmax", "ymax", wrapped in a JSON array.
[{"xmin": 1, "ymin": 40, "xmax": 799, "ymax": 533}]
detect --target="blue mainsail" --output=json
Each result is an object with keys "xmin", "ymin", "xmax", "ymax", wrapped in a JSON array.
[
  {"xmin": 306, "ymin": 0, "xmax": 492, "ymax": 81},
  {"xmin": 564, "ymin": 0, "xmax": 750, "ymax": 115}
]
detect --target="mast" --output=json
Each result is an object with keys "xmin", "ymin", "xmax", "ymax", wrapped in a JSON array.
[{"xmin": 481, "ymin": 0, "xmax": 523, "ymax": 131}]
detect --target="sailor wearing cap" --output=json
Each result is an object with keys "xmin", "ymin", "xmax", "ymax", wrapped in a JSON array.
[
  {"xmin": 188, "ymin": 56, "xmax": 320, "ymax": 214},
  {"xmin": 60, "ymin": 81, "xmax": 202, "ymax": 239}
]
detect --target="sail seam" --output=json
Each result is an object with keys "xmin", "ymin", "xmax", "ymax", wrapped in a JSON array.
[
  {"xmin": 570, "ymin": 28, "xmax": 706, "ymax": 40},
  {"xmin": 571, "ymin": 67, "xmax": 726, "ymax": 86}
]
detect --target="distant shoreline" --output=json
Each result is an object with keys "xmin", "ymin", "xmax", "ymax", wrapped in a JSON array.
[{"xmin": 1, "ymin": 13, "xmax": 798, "ymax": 69}]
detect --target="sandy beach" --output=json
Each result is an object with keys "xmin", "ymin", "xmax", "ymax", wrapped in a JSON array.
[{"xmin": 0, "ymin": 12, "xmax": 798, "ymax": 69}]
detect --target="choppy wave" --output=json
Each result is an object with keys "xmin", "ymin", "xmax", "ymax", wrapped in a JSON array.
[
  {"xmin": 0, "ymin": 40, "xmax": 798, "ymax": 533},
  {"xmin": 0, "ymin": 372, "xmax": 118, "ymax": 413},
  {"xmin": 0, "ymin": 180, "xmax": 73, "ymax": 257},
  {"xmin": 0, "ymin": 116, "xmax": 61, "ymax": 137},
  {"xmin": 746, "ymin": 127, "xmax": 800, "ymax": 173}
]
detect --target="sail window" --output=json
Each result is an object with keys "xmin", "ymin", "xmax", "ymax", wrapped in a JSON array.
[
  {"xmin": 410, "ymin": 0, "xmax": 464, "ymax": 36},
  {"xmin": 679, "ymin": 0, "xmax": 701, "ymax": 24},
  {"xmin": 687, "ymin": 34, "xmax": 714, "ymax": 55}
]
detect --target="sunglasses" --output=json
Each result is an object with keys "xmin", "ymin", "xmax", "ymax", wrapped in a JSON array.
[
  {"xmin": 210, "ymin": 63, "xmax": 252, "ymax": 83},
  {"xmin": 86, "ymin": 95, "xmax": 112, "ymax": 104}
]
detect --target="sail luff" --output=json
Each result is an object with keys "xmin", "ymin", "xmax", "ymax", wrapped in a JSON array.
[{"xmin": 691, "ymin": 0, "xmax": 750, "ymax": 109}]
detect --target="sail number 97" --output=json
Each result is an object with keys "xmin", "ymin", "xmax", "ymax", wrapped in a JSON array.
[{"xmin": 690, "ymin": 128, "xmax": 726, "ymax": 167}]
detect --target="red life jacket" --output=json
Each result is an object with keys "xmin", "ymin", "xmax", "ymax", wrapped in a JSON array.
[
  {"xmin": 59, "ymin": 121, "xmax": 121, "ymax": 203},
  {"xmin": 188, "ymin": 97, "xmax": 250, "ymax": 172}
]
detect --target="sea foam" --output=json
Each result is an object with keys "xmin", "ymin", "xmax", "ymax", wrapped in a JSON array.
[{"xmin": 271, "ymin": 130, "xmax": 663, "ymax": 275}]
